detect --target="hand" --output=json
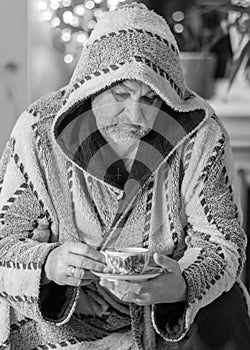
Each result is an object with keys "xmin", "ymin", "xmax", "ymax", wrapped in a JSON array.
[
  {"xmin": 43, "ymin": 242, "xmax": 108, "ymax": 287},
  {"xmin": 100, "ymin": 253, "xmax": 187, "ymax": 305}
]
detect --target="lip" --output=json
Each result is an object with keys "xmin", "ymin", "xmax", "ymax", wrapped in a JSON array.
[
  {"xmin": 122, "ymin": 124, "xmax": 142, "ymax": 130},
  {"xmin": 106, "ymin": 124, "xmax": 145, "ymax": 130}
]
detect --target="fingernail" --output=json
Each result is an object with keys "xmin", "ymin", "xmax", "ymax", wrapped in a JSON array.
[
  {"xmin": 154, "ymin": 252, "xmax": 160, "ymax": 259},
  {"xmin": 99, "ymin": 278, "xmax": 105, "ymax": 285}
]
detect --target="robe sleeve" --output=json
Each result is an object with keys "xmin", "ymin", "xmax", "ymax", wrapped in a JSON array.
[
  {"xmin": 152, "ymin": 116, "xmax": 247, "ymax": 341},
  {"xmin": 0, "ymin": 113, "xmax": 78, "ymax": 326}
]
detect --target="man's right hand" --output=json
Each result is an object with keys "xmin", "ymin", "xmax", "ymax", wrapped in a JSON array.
[{"xmin": 43, "ymin": 242, "xmax": 108, "ymax": 286}]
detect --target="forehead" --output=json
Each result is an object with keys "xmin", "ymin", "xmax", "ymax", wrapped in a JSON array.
[{"xmin": 112, "ymin": 80, "xmax": 155, "ymax": 94}]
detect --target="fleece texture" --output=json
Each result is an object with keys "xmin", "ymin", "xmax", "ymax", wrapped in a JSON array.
[{"xmin": 0, "ymin": 2, "xmax": 249, "ymax": 349}]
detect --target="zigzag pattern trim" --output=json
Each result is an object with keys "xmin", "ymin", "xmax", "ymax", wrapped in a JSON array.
[
  {"xmin": 199, "ymin": 189, "xmax": 218, "ymax": 228},
  {"xmin": 164, "ymin": 163, "xmax": 179, "ymax": 256},
  {"xmin": 10, "ymin": 318, "xmax": 31, "ymax": 331},
  {"xmin": 31, "ymin": 124, "xmax": 42, "ymax": 151},
  {"xmin": 92, "ymin": 28, "xmax": 178, "ymax": 54},
  {"xmin": 199, "ymin": 140, "xmax": 244, "ymax": 278},
  {"xmin": 0, "ymin": 291, "xmax": 38, "ymax": 304},
  {"xmin": 0, "ymin": 338, "xmax": 9, "ymax": 349},
  {"xmin": 0, "ymin": 260, "xmax": 42, "ymax": 270},
  {"xmin": 0, "ymin": 183, "xmax": 28, "ymax": 225},
  {"xmin": 200, "ymin": 166, "xmax": 239, "ymax": 228},
  {"xmin": 13, "ymin": 153, "xmax": 52, "ymax": 224},
  {"xmin": 68, "ymin": 55, "xmax": 184, "ymax": 100},
  {"xmin": 27, "ymin": 88, "xmax": 66, "ymax": 119},
  {"xmin": 183, "ymin": 136, "xmax": 196, "ymax": 172},
  {"xmin": 33, "ymin": 337, "xmax": 84, "ymax": 349},
  {"xmin": 143, "ymin": 177, "xmax": 155, "ymax": 247},
  {"xmin": 199, "ymin": 135, "xmax": 239, "ymax": 232},
  {"xmin": 200, "ymin": 136, "xmax": 225, "ymax": 182},
  {"xmin": 183, "ymin": 247, "xmax": 226, "ymax": 305},
  {"xmin": 0, "ymin": 179, "xmax": 3, "ymax": 194},
  {"xmin": 66, "ymin": 161, "xmax": 76, "ymax": 220}
]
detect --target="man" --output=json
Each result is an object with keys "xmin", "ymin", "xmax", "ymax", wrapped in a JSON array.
[{"xmin": 0, "ymin": 2, "xmax": 250, "ymax": 349}]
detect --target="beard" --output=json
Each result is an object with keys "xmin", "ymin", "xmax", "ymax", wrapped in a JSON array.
[{"xmin": 101, "ymin": 123, "xmax": 151, "ymax": 142}]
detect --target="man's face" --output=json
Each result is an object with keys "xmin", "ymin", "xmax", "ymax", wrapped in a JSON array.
[{"xmin": 91, "ymin": 80, "xmax": 163, "ymax": 144}]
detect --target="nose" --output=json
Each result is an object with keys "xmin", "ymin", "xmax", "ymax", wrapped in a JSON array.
[{"xmin": 125, "ymin": 101, "xmax": 144, "ymax": 124}]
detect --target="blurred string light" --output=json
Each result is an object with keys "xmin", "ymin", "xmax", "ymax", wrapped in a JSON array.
[
  {"xmin": 174, "ymin": 23, "xmax": 184, "ymax": 34},
  {"xmin": 85, "ymin": 0, "xmax": 95, "ymax": 9},
  {"xmin": 39, "ymin": 0, "xmax": 133, "ymax": 64},
  {"xmin": 172, "ymin": 10, "xmax": 185, "ymax": 34},
  {"xmin": 172, "ymin": 11, "xmax": 184, "ymax": 23},
  {"xmin": 64, "ymin": 54, "xmax": 74, "ymax": 63},
  {"xmin": 51, "ymin": 17, "xmax": 61, "ymax": 27},
  {"xmin": 39, "ymin": 1, "xmax": 48, "ymax": 10}
]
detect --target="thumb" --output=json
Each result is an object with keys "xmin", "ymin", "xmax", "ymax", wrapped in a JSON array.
[{"xmin": 153, "ymin": 253, "xmax": 176, "ymax": 272}]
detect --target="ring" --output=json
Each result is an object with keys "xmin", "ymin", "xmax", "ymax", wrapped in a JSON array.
[{"xmin": 70, "ymin": 266, "xmax": 76, "ymax": 277}]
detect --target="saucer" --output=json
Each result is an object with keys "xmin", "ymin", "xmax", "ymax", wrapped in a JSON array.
[{"xmin": 92, "ymin": 267, "xmax": 163, "ymax": 282}]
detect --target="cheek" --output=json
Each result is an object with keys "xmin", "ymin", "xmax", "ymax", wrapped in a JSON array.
[
  {"xmin": 94, "ymin": 107, "xmax": 117, "ymax": 129},
  {"xmin": 143, "ymin": 105, "xmax": 161, "ymax": 126},
  {"xmin": 93, "ymin": 104, "xmax": 122, "ymax": 128}
]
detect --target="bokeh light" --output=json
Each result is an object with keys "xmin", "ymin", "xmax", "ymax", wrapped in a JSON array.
[
  {"xmin": 74, "ymin": 5, "xmax": 85, "ymax": 16},
  {"xmin": 61, "ymin": 29, "xmax": 72, "ymax": 41},
  {"xmin": 39, "ymin": 1, "xmax": 48, "ymax": 10},
  {"xmin": 39, "ymin": 0, "xmax": 132, "ymax": 65},
  {"xmin": 62, "ymin": 0, "xmax": 72, "ymax": 6},
  {"xmin": 63, "ymin": 10, "xmax": 73, "ymax": 24},
  {"xmin": 86, "ymin": 0, "xmax": 95, "ymax": 9},
  {"xmin": 42, "ymin": 10, "xmax": 53, "ymax": 21},
  {"xmin": 107, "ymin": 0, "xmax": 119, "ymax": 9},
  {"xmin": 75, "ymin": 31, "xmax": 88, "ymax": 43},
  {"xmin": 172, "ymin": 11, "xmax": 185, "ymax": 22},
  {"xmin": 51, "ymin": 17, "xmax": 61, "ymax": 26},
  {"xmin": 87, "ymin": 20, "xmax": 97, "ymax": 29},
  {"xmin": 64, "ymin": 54, "xmax": 74, "ymax": 63},
  {"xmin": 174, "ymin": 23, "xmax": 184, "ymax": 33}
]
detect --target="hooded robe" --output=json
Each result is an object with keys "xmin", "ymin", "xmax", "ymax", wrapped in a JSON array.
[{"xmin": 0, "ymin": 3, "xmax": 249, "ymax": 350}]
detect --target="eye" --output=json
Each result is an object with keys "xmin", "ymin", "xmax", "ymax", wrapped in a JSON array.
[
  {"xmin": 141, "ymin": 95, "xmax": 159, "ymax": 104},
  {"xmin": 112, "ymin": 90, "xmax": 130, "ymax": 100}
]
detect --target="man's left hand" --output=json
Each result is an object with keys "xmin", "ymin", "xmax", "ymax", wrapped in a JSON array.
[{"xmin": 99, "ymin": 253, "xmax": 187, "ymax": 305}]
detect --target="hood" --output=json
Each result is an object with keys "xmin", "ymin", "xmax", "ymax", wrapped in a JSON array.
[{"xmin": 52, "ymin": 3, "xmax": 214, "ymax": 215}]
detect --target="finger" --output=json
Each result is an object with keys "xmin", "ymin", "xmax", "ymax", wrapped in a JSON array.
[
  {"xmin": 67, "ymin": 266, "xmax": 84, "ymax": 279},
  {"xmin": 66, "ymin": 266, "xmax": 100, "ymax": 280},
  {"xmin": 79, "ymin": 279, "xmax": 95, "ymax": 286},
  {"xmin": 54, "ymin": 273, "xmax": 81, "ymax": 287},
  {"xmin": 81, "ymin": 270, "xmax": 100, "ymax": 280},
  {"xmin": 153, "ymin": 253, "xmax": 176, "ymax": 272},
  {"xmin": 67, "ymin": 243, "xmax": 106, "ymax": 264},
  {"xmin": 68, "ymin": 254, "xmax": 108, "ymax": 272},
  {"xmin": 66, "ymin": 276, "xmax": 82, "ymax": 287}
]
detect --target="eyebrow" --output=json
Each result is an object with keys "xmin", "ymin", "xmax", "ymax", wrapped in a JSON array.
[{"xmin": 115, "ymin": 82, "xmax": 157, "ymax": 96}]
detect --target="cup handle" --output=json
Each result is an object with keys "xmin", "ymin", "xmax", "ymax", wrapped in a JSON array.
[
  {"xmin": 141, "ymin": 253, "xmax": 150, "ymax": 274},
  {"xmin": 100, "ymin": 250, "xmax": 108, "ymax": 262}
]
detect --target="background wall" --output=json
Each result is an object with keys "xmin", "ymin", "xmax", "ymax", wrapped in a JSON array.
[
  {"xmin": 28, "ymin": 0, "xmax": 71, "ymax": 102},
  {"xmin": 0, "ymin": 0, "xmax": 29, "ymax": 155}
]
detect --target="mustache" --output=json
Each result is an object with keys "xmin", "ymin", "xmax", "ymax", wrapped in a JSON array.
[
  {"xmin": 101, "ymin": 123, "xmax": 151, "ymax": 140},
  {"xmin": 103, "ymin": 123, "xmax": 149, "ymax": 131}
]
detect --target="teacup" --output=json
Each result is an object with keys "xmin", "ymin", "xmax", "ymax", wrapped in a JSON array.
[{"xmin": 102, "ymin": 247, "xmax": 150, "ymax": 275}]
